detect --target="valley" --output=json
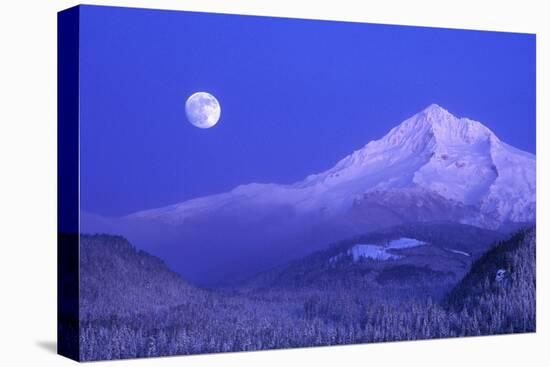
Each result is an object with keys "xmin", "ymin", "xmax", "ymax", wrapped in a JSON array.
[{"xmin": 75, "ymin": 223, "xmax": 535, "ymax": 360}]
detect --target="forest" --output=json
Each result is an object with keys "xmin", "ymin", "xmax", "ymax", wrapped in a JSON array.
[{"xmin": 71, "ymin": 226, "xmax": 535, "ymax": 361}]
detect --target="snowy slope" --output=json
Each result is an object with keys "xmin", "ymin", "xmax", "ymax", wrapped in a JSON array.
[
  {"xmin": 341, "ymin": 238, "xmax": 428, "ymax": 262},
  {"xmin": 129, "ymin": 104, "xmax": 535, "ymax": 229},
  {"xmin": 329, "ymin": 238, "xmax": 427, "ymax": 263}
]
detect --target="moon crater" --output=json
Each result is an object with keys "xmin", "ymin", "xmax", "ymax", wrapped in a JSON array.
[{"xmin": 185, "ymin": 92, "xmax": 221, "ymax": 129}]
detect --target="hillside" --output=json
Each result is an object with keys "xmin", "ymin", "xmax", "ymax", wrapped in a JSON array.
[
  {"xmin": 444, "ymin": 227, "xmax": 536, "ymax": 334},
  {"xmin": 79, "ymin": 234, "xmax": 194, "ymax": 319},
  {"xmin": 242, "ymin": 222, "xmax": 504, "ymax": 301}
]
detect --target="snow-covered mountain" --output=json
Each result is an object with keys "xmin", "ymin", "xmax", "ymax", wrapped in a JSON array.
[
  {"xmin": 83, "ymin": 104, "xmax": 535, "ymax": 285},
  {"xmin": 129, "ymin": 104, "xmax": 535, "ymax": 229}
]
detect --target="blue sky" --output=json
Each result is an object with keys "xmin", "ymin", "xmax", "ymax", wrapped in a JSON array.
[{"xmin": 79, "ymin": 5, "xmax": 536, "ymax": 216}]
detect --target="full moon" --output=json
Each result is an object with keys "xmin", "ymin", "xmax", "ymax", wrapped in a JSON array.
[{"xmin": 185, "ymin": 92, "xmax": 221, "ymax": 129}]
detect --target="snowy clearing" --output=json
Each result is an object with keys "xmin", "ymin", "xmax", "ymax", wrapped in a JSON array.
[{"xmin": 387, "ymin": 237, "xmax": 427, "ymax": 249}]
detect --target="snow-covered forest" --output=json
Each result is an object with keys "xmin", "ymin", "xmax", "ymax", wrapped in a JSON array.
[{"xmin": 67, "ymin": 227, "xmax": 535, "ymax": 361}]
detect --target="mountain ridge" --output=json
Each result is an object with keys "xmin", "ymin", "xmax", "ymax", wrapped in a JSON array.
[{"xmin": 128, "ymin": 104, "xmax": 535, "ymax": 229}]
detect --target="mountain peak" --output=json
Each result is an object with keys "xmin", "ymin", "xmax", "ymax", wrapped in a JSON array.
[
  {"xmin": 382, "ymin": 104, "xmax": 498, "ymax": 150},
  {"xmin": 418, "ymin": 104, "xmax": 465, "ymax": 128},
  {"xmin": 421, "ymin": 103, "xmax": 453, "ymax": 120}
]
